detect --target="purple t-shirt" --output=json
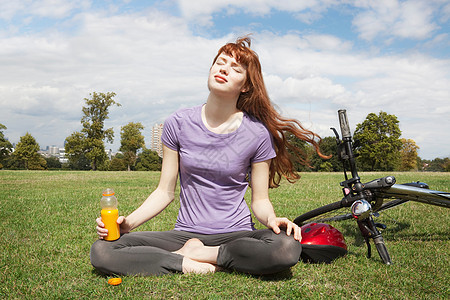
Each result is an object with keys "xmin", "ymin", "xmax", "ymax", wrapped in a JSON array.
[{"xmin": 161, "ymin": 105, "xmax": 276, "ymax": 234}]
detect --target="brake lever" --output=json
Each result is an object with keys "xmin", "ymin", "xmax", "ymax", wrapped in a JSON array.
[{"xmin": 331, "ymin": 127, "xmax": 340, "ymax": 144}]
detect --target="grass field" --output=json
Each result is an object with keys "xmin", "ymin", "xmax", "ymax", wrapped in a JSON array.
[{"xmin": 1, "ymin": 170, "xmax": 449, "ymax": 299}]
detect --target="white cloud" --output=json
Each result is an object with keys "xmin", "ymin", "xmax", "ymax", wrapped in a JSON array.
[
  {"xmin": 0, "ymin": 6, "xmax": 230, "ymax": 150},
  {"xmin": 29, "ymin": 0, "xmax": 84, "ymax": 18},
  {"xmin": 0, "ymin": 1, "xmax": 26, "ymax": 20},
  {"xmin": 353, "ymin": 0, "xmax": 438, "ymax": 41},
  {"xmin": 250, "ymin": 31, "xmax": 450, "ymax": 159},
  {"xmin": 0, "ymin": 1, "xmax": 448, "ymax": 159},
  {"xmin": 177, "ymin": 0, "xmax": 335, "ymax": 26},
  {"xmin": 265, "ymin": 74, "xmax": 348, "ymax": 103},
  {"xmin": 0, "ymin": 0, "xmax": 91, "ymax": 21}
]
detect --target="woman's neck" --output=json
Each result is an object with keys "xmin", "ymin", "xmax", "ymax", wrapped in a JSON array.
[{"xmin": 203, "ymin": 93, "xmax": 243, "ymax": 134}]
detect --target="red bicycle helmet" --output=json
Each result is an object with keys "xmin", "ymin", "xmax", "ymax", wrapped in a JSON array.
[{"xmin": 300, "ymin": 223, "xmax": 348, "ymax": 263}]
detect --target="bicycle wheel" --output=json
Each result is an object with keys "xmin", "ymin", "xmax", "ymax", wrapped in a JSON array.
[
  {"xmin": 294, "ymin": 198, "xmax": 410, "ymax": 226},
  {"xmin": 294, "ymin": 201, "xmax": 351, "ymax": 225}
]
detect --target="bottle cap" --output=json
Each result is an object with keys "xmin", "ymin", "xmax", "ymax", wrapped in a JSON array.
[
  {"xmin": 108, "ymin": 277, "xmax": 122, "ymax": 286},
  {"xmin": 102, "ymin": 188, "xmax": 115, "ymax": 197}
]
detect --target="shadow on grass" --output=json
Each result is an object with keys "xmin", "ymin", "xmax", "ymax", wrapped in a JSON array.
[
  {"xmin": 216, "ymin": 267, "xmax": 293, "ymax": 281},
  {"xmin": 258, "ymin": 268, "xmax": 294, "ymax": 281},
  {"xmin": 386, "ymin": 230, "xmax": 450, "ymax": 242},
  {"xmin": 338, "ymin": 220, "xmax": 449, "ymax": 244},
  {"xmin": 339, "ymin": 221, "xmax": 411, "ymax": 247},
  {"xmin": 91, "ymin": 268, "xmax": 109, "ymax": 278},
  {"xmin": 91, "ymin": 266, "xmax": 294, "ymax": 281}
]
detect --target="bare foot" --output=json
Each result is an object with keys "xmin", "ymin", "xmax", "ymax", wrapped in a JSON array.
[
  {"xmin": 181, "ymin": 257, "xmax": 216, "ymax": 274},
  {"xmin": 173, "ymin": 238, "xmax": 219, "ymax": 264},
  {"xmin": 174, "ymin": 238, "xmax": 204, "ymax": 256}
]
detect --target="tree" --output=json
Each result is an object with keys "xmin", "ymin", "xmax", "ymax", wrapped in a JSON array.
[
  {"xmin": 310, "ymin": 136, "xmax": 343, "ymax": 172},
  {"xmin": 28, "ymin": 154, "xmax": 47, "ymax": 170},
  {"xmin": 0, "ymin": 124, "xmax": 13, "ymax": 169},
  {"xmin": 45, "ymin": 156, "xmax": 62, "ymax": 169},
  {"xmin": 119, "ymin": 122, "xmax": 145, "ymax": 171},
  {"xmin": 14, "ymin": 133, "xmax": 46, "ymax": 170},
  {"xmin": 65, "ymin": 92, "xmax": 120, "ymax": 170},
  {"xmin": 285, "ymin": 132, "xmax": 311, "ymax": 172},
  {"xmin": 353, "ymin": 111, "xmax": 402, "ymax": 171},
  {"xmin": 399, "ymin": 138, "xmax": 419, "ymax": 171},
  {"xmin": 135, "ymin": 148, "xmax": 162, "ymax": 171},
  {"xmin": 444, "ymin": 158, "xmax": 450, "ymax": 172},
  {"xmin": 422, "ymin": 157, "xmax": 450, "ymax": 172},
  {"xmin": 65, "ymin": 131, "xmax": 88, "ymax": 169},
  {"xmin": 109, "ymin": 153, "xmax": 127, "ymax": 171}
]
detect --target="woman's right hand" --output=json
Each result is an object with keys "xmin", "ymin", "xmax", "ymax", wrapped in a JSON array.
[{"xmin": 96, "ymin": 216, "xmax": 129, "ymax": 239}]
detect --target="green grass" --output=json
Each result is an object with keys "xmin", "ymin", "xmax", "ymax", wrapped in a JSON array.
[{"xmin": 1, "ymin": 170, "xmax": 449, "ymax": 299}]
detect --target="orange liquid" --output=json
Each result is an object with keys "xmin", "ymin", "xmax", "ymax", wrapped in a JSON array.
[{"xmin": 101, "ymin": 209, "xmax": 120, "ymax": 241}]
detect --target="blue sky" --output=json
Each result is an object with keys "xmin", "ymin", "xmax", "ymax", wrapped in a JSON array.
[{"xmin": 1, "ymin": 0, "xmax": 449, "ymax": 160}]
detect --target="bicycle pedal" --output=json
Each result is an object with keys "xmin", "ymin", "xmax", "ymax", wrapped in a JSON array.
[{"xmin": 375, "ymin": 223, "xmax": 387, "ymax": 230}]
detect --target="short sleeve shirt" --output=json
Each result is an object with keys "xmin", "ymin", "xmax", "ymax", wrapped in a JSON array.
[{"xmin": 161, "ymin": 105, "xmax": 276, "ymax": 234}]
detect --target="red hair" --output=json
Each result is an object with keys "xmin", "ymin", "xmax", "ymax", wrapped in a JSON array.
[{"xmin": 213, "ymin": 36, "xmax": 330, "ymax": 188}]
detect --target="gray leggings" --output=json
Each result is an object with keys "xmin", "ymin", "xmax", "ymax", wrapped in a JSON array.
[{"xmin": 90, "ymin": 229, "xmax": 302, "ymax": 276}]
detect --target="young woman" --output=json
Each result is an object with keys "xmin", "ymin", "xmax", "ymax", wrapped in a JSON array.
[{"xmin": 90, "ymin": 36, "xmax": 327, "ymax": 276}]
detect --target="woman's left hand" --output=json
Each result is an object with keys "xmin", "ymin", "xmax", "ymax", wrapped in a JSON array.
[{"xmin": 267, "ymin": 217, "xmax": 302, "ymax": 242}]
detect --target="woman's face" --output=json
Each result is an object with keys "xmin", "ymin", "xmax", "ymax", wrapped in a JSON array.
[{"xmin": 208, "ymin": 53, "xmax": 248, "ymax": 98}]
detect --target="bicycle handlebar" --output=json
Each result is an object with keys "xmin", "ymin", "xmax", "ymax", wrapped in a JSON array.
[
  {"xmin": 336, "ymin": 109, "xmax": 361, "ymax": 189},
  {"xmin": 338, "ymin": 109, "xmax": 352, "ymax": 139}
]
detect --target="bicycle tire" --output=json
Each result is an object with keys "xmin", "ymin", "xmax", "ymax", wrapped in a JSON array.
[
  {"xmin": 294, "ymin": 198, "xmax": 410, "ymax": 226},
  {"xmin": 293, "ymin": 200, "xmax": 348, "ymax": 225}
]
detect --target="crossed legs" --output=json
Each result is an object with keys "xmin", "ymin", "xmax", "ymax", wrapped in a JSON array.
[{"xmin": 90, "ymin": 229, "xmax": 301, "ymax": 276}]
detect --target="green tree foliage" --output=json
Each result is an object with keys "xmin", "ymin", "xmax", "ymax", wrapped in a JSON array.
[
  {"xmin": 310, "ymin": 136, "xmax": 343, "ymax": 172},
  {"xmin": 285, "ymin": 132, "xmax": 311, "ymax": 172},
  {"xmin": 65, "ymin": 131, "xmax": 87, "ymax": 169},
  {"xmin": 399, "ymin": 138, "xmax": 419, "ymax": 171},
  {"xmin": 65, "ymin": 92, "xmax": 120, "ymax": 170},
  {"xmin": 45, "ymin": 156, "xmax": 62, "ymax": 169},
  {"xmin": 445, "ymin": 158, "xmax": 450, "ymax": 172},
  {"xmin": 135, "ymin": 148, "xmax": 162, "ymax": 171},
  {"xmin": 353, "ymin": 111, "xmax": 402, "ymax": 171},
  {"xmin": 119, "ymin": 122, "xmax": 145, "ymax": 171},
  {"xmin": 70, "ymin": 153, "xmax": 91, "ymax": 170},
  {"xmin": 109, "ymin": 153, "xmax": 128, "ymax": 171},
  {"xmin": 420, "ymin": 157, "xmax": 450, "ymax": 172},
  {"xmin": 0, "ymin": 124, "xmax": 13, "ymax": 169},
  {"xmin": 14, "ymin": 133, "xmax": 46, "ymax": 170},
  {"xmin": 28, "ymin": 155, "xmax": 47, "ymax": 170}
]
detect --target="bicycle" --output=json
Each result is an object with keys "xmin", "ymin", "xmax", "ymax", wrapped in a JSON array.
[{"xmin": 293, "ymin": 109, "xmax": 450, "ymax": 264}]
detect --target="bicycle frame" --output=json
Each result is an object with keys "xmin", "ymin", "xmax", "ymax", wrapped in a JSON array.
[{"xmin": 376, "ymin": 184, "xmax": 450, "ymax": 208}]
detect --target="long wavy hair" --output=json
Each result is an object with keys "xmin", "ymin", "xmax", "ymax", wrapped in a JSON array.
[{"xmin": 213, "ymin": 36, "xmax": 330, "ymax": 188}]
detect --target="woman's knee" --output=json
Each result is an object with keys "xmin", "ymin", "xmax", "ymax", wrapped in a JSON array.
[
  {"xmin": 90, "ymin": 240, "xmax": 115, "ymax": 273},
  {"xmin": 254, "ymin": 230, "xmax": 302, "ymax": 271},
  {"xmin": 268, "ymin": 232, "xmax": 302, "ymax": 268}
]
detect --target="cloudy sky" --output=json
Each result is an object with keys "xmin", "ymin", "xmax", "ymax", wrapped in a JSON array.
[{"xmin": 1, "ymin": 0, "xmax": 449, "ymax": 160}]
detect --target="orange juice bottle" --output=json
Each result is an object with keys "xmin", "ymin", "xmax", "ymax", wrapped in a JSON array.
[{"xmin": 100, "ymin": 188, "xmax": 120, "ymax": 241}]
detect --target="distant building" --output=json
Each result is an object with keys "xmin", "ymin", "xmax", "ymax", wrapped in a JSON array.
[
  {"xmin": 150, "ymin": 124, "xmax": 164, "ymax": 158},
  {"xmin": 39, "ymin": 145, "xmax": 68, "ymax": 163},
  {"xmin": 105, "ymin": 149, "xmax": 113, "ymax": 160},
  {"xmin": 59, "ymin": 147, "xmax": 68, "ymax": 164}
]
